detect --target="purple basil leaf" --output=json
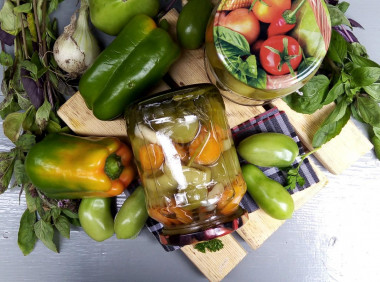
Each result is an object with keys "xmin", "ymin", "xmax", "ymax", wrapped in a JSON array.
[
  {"xmin": 333, "ymin": 26, "xmax": 359, "ymax": 43},
  {"xmin": 20, "ymin": 69, "xmax": 44, "ymax": 108},
  {"xmin": 0, "ymin": 29, "xmax": 15, "ymax": 46},
  {"xmin": 349, "ymin": 18, "xmax": 364, "ymax": 29},
  {"xmin": 325, "ymin": 0, "xmax": 338, "ymax": 6}
]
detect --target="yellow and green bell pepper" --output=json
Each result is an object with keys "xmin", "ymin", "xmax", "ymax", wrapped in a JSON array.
[
  {"xmin": 25, "ymin": 133, "xmax": 135, "ymax": 199},
  {"xmin": 79, "ymin": 14, "xmax": 181, "ymax": 121}
]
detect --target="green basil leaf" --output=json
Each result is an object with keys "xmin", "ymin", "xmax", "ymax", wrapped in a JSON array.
[
  {"xmin": 373, "ymin": 127, "xmax": 380, "ymax": 139},
  {"xmin": 323, "ymin": 80, "xmax": 344, "ymax": 105},
  {"xmin": 349, "ymin": 54, "xmax": 380, "ymax": 68},
  {"xmin": 247, "ymin": 68, "xmax": 267, "ymax": 89},
  {"xmin": 0, "ymin": 96, "xmax": 21, "ymax": 119},
  {"xmin": 21, "ymin": 60, "xmax": 38, "ymax": 79},
  {"xmin": 13, "ymin": 3, "xmax": 32, "ymax": 13},
  {"xmin": 35, "ymin": 99, "xmax": 52, "ymax": 130},
  {"xmin": 0, "ymin": 0, "xmax": 22, "ymax": 35},
  {"xmin": 372, "ymin": 136, "xmax": 380, "ymax": 160},
  {"xmin": 351, "ymin": 103, "xmax": 365, "ymax": 124},
  {"xmin": 364, "ymin": 83, "xmax": 380, "ymax": 102},
  {"xmin": 15, "ymin": 133, "xmax": 36, "ymax": 151},
  {"xmin": 25, "ymin": 186, "xmax": 40, "ymax": 213},
  {"xmin": 214, "ymin": 26, "xmax": 251, "ymax": 60},
  {"xmin": 347, "ymin": 42, "xmax": 368, "ymax": 58},
  {"xmin": 14, "ymin": 159, "xmax": 29, "ymax": 186},
  {"xmin": 327, "ymin": 4, "xmax": 351, "ymax": 27},
  {"xmin": 18, "ymin": 209, "xmax": 37, "ymax": 256},
  {"xmin": 0, "ymin": 51, "xmax": 13, "ymax": 66},
  {"xmin": 337, "ymin": 1, "xmax": 350, "ymax": 13},
  {"xmin": 16, "ymin": 91, "xmax": 32, "ymax": 110},
  {"xmin": 3, "ymin": 112, "xmax": 25, "ymax": 142},
  {"xmin": 327, "ymin": 30, "xmax": 348, "ymax": 64},
  {"xmin": 351, "ymin": 67, "xmax": 380, "ymax": 87},
  {"xmin": 322, "ymin": 99, "xmax": 349, "ymax": 126},
  {"xmin": 54, "ymin": 215, "xmax": 70, "ymax": 239},
  {"xmin": 62, "ymin": 209, "xmax": 79, "ymax": 219},
  {"xmin": 0, "ymin": 152, "xmax": 15, "ymax": 194},
  {"xmin": 34, "ymin": 220, "xmax": 58, "ymax": 253},
  {"xmin": 68, "ymin": 217, "xmax": 81, "ymax": 227},
  {"xmin": 356, "ymin": 96, "xmax": 380, "ymax": 127},
  {"xmin": 312, "ymin": 103, "xmax": 351, "ymax": 148},
  {"xmin": 283, "ymin": 75, "xmax": 330, "ymax": 114}
]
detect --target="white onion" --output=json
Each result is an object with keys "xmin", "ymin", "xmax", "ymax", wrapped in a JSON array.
[{"xmin": 53, "ymin": 0, "xmax": 100, "ymax": 77}]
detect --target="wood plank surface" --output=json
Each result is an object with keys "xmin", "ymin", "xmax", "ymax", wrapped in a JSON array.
[{"xmin": 272, "ymin": 99, "xmax": 373, "ymax": 174}]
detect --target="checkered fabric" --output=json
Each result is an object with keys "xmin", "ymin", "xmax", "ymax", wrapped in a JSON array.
[{"xmin": 118, "ymin": 107, "xmax": 320, "ymax": 252}]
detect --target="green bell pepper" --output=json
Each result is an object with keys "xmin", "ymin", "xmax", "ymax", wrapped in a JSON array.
[
  {"xmin": 88, "ymin": 0, "xmax": 160, "ymax": 36},
  {"xmin": 79, "ymin": 14, "xmax": 181, "ymax": 121}
]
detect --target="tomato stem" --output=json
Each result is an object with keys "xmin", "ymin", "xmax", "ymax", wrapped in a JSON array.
[{"xmin": 105, "ymin": 153, "xmax": 124, "ymax": 180}]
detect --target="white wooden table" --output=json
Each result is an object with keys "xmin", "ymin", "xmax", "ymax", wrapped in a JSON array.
[{"xmin": 1, "ymin": 1, "xmax": 380, "ymax": 281}]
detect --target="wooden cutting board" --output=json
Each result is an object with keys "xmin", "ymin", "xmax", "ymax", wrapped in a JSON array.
[{"xmin": 57, "ymin": 8, "xmax": 372, "ymax": 281}]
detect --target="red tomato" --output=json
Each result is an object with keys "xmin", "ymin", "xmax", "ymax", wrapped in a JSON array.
[
  {"xmin": 260, "ymin": 35, "xmax": 303, "ymax": 76},
  {"xmin": 253, "ymin": 0, "xmax": 291, "ymax": 23},
  {"xmin": 219, "ymin": 8, "xmax": 260, "ymax": 45}
]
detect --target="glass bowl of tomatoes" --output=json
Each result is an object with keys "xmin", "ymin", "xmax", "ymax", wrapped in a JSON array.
[{"xmin": 205, "ymin": 0, "xmax": 331, "ymax": 105}]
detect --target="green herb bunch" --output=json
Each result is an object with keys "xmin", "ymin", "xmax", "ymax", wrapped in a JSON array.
[
  {"xmin": 284, "ymin": 1, "xmax": 380, "ymax": 158},
  {"xmin": 0, "ymin": 0, "xmax": 78, "ymax": 255}
]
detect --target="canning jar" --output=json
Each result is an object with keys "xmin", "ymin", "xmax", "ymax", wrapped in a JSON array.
[
  {"xmin": 205, "ymin": 0, "xmax": 331, "ymax": 105},
  {"xmin": 126, "ymin": 84, "xmax": 248, "ymax": 246}
]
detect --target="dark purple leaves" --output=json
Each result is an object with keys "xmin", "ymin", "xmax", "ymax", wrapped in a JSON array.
[
  {"xmin": 20, "ymin": 68, "xmax": 44, "ymax": 109},
  {"xmin": 0, "ymin": 28, "xmax": 15, "ymax": 46},
  {"xmin": 333, "ymin": 26, "xmax": 359, "ymax": 43},
  {"xmin": 349, "ymin": 18, "xmax": 364, "ymax": 29},
  {"xmin": 325, "ymin": 0, "xmax": 339, "ymax": 5}
]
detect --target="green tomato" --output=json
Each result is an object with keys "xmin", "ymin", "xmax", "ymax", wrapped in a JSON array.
[
  {"xmin": 167, "ymin": 116, "xmax": 200, "ymax": 143},
  {"xmin": 210, "ymin": 147, "xmax": 241, "ymax": 185},
  {"xmin": 177, "ymin": 0, "xmax": 214, "ymax": 49},
  {"xmin": 237, "ymin": 132, "xmax": 299, "ymax": 168},
  {"xmin": 242, "ymin": 164, "xmax": 294, "ymax": 220},
  {"xmin": 114, "ymin": 186, "xmax": 149, "ymax": 239},
  {"xmin": 88, "ymin": 0, "xmax": 160, "ymax": 36},
  {"xmin": 78, "ymin": 198, "xmax": 114, "ymax": 242}
]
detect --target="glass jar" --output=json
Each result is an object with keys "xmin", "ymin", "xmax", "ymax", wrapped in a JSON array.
[
  {"xmin": 126, "ymin": 84, "xmax": 248, "ymax": 246},
  {"xmin": 205, "ymin": 0, "xmax": 331, "ymax": 105}
]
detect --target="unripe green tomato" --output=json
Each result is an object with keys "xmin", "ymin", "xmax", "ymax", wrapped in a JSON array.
[
  {"xmin": 114, "ymin": 186, "xmax": 148, "ymax": 239},
  {"xmin": 242, "ymin": 164, "xmax": 294, "ymax": 220},
  {"xmin": 177, "ymin": 0, "xmax": 214, "ymax": 49},
  {"xmin": 78, "ymin": 198, "xmax": 114, "ymax": 242},
  {"xmin": 237, "ymin": 132, "xmax": 299, "ymax": 168}
]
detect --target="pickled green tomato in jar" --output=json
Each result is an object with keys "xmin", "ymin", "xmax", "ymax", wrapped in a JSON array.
[
  {"xmin": 126, "ymin": 84, "xmax": 248, "ymax": 246},
  {"xmin": 205, "ymin": 0, "xmax": 331, "ymax": 105}
]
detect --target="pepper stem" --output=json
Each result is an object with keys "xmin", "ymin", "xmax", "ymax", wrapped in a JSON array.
[
  {"xmin": 105, "ymin": 153, "xmax": 124, "ymax": 180},
  {"xmin": 283, "ymin": 0, "xmax": 307, "ymax": 25}
]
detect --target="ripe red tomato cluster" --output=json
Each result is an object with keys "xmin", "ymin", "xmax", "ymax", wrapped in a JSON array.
[{"xmin": 218, "ymin": 0, "xmax": 304, "ymax": 76}]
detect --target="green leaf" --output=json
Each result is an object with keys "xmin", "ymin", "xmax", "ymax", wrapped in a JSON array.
[
  {"xmin": 13, "ymin": 3, "xmax": 32, "ymax": 13},
  {"xmin": 51, "ymin": 208, "xmax": 61, "ymax": 221},
  {"xmin": 34, "ymin": 220, "xmax": 58, "ymax": 253},
  {"xmin": 337, "ymin": 1, "xmax": 350, "ymax": 13},
  {"xmin": 364, "ymin": 83, "xmax": 380, "ymax": 102},
  {"xmin": 16, "ymin": 91, "xmax": 32, "ymax": 110},
  {"xmin": 47, "ymin": 0, "xmax": 59, "ymax": 16},
  {"xmin": 54, "ymin": 216, "xmax": 70, "ymax": 239},
  {"xmin": 323, "ymin": 80, "xmax": 344, "ymax": 105},
  {"xmin": 283, "ymin": 75, "xmax": 330, "ymax": 114},
  {"xmin": 347, "ymin": 42, "xmax": 368, "ymax": 58},
  {"xmin": 373, "ymin": 127, "xmax": 380, "ymax": 139},
  {"xmin": 322, "ymin": 99, "xmax": 349, "ymax": 125},
  {"xmin": 18, "ymin": 209, "xmax": 37, "ymax": 256},
  {"xmin": 0, "ymin": 0, "xmax": 23, "ymax": 35},
  {"xmin": 372, "ymin": 136, "xmax": 380, "ymax": 160},
  {"xmin": 214, "ymin": 26, "xmax": 251, "ymax": 58},
  {"xmin": 21, "ymin": 60, "xmax": 38, "ymax": 79},
  {"xmin": 0, "ymin": 51, "xmax": 13, "ymax": 67},
  {"xmin": 25, "ymin": 186, "xmax": 40, "ymax": 213},
  {"xmin": 14, "ymin": 159, "xmax": 29, "ymax": 186},
  {"xmin": 15, "ymin": 133, "xmax": 36, "ymax": 151},
  {"xmin": 327, "ymin": 4, "xmax": 351, "ymax": 27},
  {"xmin": 22, "ymin": 106, "xmax": 37, "ymax": 132},
  {"xmin": 62, "ymin": 209, "xmax": 79, "ymax": 219},
  {"xmin": 297, "ymin": 57, "xmax": 317, "ymax": 75},
  {"xmin": 351, "ymin": 67, "xmax": 380, "ymax": 87},
  {"xmin": 35, "ymin": 99, "xmax": 52, "ymax": 130},
  {"xmin": 356, "ymin": 96, "xmax": 380, "ymax": 127},
  {"xmin": 0, "ymin": 96, "xmax": 21, "ymax": 119},
  {"xmin": 312, "ymin": 103, "xmax": 351, "ymax": 148},
  {"xmin": 349, "ymin": 54, "xmax": 380, "ymax": 68},
  {"xmin": 247, "ymin": 68, "xmax": 267, "ymax": 89},
  {"xmin": 3, "ymin": 112, "xmax": 25, "ymax": 142},
  {"xmin": 327, "ymin": 30, "xmax": 348, "ymax": 64},
  {"xmin": 0, "ymin": 152, "xmax": 15, "ymax": 194},
  {"xmin": 351, "ymin": 103, "xmax": 365, "ymax": 124}
]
